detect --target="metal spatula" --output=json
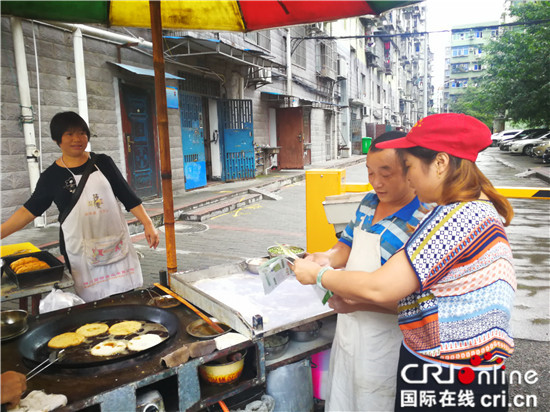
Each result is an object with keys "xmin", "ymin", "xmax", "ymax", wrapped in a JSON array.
[{"xmin": 26, "ymin": 349, "xmax": 65, "ymax": 381}]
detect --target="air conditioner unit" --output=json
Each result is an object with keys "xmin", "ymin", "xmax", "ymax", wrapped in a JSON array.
[
  {"xmin": 337, "ymin": 59, "xmax": 348, "ymax": 79},
  {"xmin": 259, "ymin": 68, "xmax": 272, "ymax": 83},
  {"xmin": 309, "ymin": 22, "xmax": 325, "ymax": 33},
  {"xmin": 250, "ymin": 68, "xmax": 271, "ymax": 83}
]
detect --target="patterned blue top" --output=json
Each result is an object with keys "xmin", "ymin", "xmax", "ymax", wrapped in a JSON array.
[
  {"xmin": 398, "ymin": 201, "xmax": 516, "ymax": 362},
  {"xmin": 339, "ymin": 192, "xmax": 430, "ymax": 265}
]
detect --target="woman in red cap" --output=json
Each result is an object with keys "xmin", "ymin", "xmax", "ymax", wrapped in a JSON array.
[{"xmin": 293, "ymin": 113, "xmax": 515, "ymax": 411}]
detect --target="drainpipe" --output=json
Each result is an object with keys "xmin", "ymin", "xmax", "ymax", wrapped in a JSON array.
[
  {"xmin": 73, "ymin": 28, "xmax": 89, "ymax": 125},
  {"xmin": 48, "ymin": 22, "xmax": 153, "ymax": 51},
  {"xmin": 11, "ymin": 17, "xmax": 43, "ymax": 227},
  {"xmin": 286, "ymin": 28, "xmax": 292, "ymax": 96},
  {"xmin": 72, "ymin": 27, "xmax": 91, "ymax": 151}
]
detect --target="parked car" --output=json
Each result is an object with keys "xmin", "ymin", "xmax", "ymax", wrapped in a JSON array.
[
  {"xmin": 499, "ymin": 129, "xmax": 549, "ymax": 151},
  {"xmin": 491, "ymin": 129, "xmax": 523, "ymax": 147},
  {"xmin": 542, "ymin": 147, "xmax": 550, "ymax": 164},
  {"xmin": 509, "ymin": 132, "xmax": 550, "ymax": 156},
  {"xmin": 532, "ymin": 141, "xmax": 550, "ymax": 158}
]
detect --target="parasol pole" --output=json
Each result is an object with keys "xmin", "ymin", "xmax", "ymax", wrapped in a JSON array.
[{"xmin": 149, "ymin": 1, "xmax": 177, "ymax": 278}]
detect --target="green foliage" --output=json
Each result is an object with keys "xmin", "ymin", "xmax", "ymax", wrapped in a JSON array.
[
  {"xmin": 481, "ymin": 2, "xmax": 550, "ymax": 126},
  {"xmin": 450, "ymin": 86, "xmax": 494, "ymax": 128}
]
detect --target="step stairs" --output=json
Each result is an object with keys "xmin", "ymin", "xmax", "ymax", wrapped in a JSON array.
[{"xmin": 178, "ymin": 192, "xmax": 263, "ymax": 222}]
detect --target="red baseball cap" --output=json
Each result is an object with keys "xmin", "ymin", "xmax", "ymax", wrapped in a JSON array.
[{"xmin": 375, "ymin": 113, "xmax": 491, "ymax": 162}]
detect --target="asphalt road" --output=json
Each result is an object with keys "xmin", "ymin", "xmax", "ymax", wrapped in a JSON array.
[{"xmin": 133, "ymin": 147, "xmax": 549, "ymax": 411}]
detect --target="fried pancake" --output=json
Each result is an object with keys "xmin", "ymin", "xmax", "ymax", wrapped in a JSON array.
[
  {"xmin": 90, "ymin": 340, "xmax": 127, "ymax": 357},
  {"xmin": 108, "ymin": 320, "xmax": 142, "ymax": 336},
  {"xmin": 48, "ymin": 332, "xmax": 85, "ymax": 349},
  {"xmin": 14, "ymin": 260, "xmax": 50, "ymax": 274},
  {"xmin": 128, "ymin": 334, "xmax": 162, "ymax": 352},
  {"xmin": 10, "ymin": 257, "xmax": 39, "ymax": 271},
  {"xmin": 76, "ymin": 323, "xmax": 109, "ymax": 338}
]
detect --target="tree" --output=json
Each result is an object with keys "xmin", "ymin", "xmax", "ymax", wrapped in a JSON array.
[
  {"xmin": 450, "ymin": 86, "xmax": 495, "ymax": 129},
  {"xmin": 482, "ymin": 2, "xmax": 550, "ymax": 126}
]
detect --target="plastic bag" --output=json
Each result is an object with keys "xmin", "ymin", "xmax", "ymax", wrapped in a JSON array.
[{"xmin": 39, "ymin": 288, "xmax": 85, "ymax": 314}]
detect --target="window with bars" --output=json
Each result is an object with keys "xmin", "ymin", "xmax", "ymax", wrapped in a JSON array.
[
  {"xmin": 291, "ymin": 27, "xmax": 307, "ymax": 68},
  {"xmin": 244, "ymin": 30, "xmax": 271, "ymax": 51},
  {"xmin": 316, "ymin": 40, "xmax": 337, "ymax": 79},
  {"xmin": 178, "ymin": 72, "xmax": 221, "ymax": 97}
]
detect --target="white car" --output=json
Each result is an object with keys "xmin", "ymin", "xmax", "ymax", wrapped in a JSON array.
[
  {"xmin": 491, "ymin": 129, "xmax": 523, "ymax": 146},
  {"xmin": 509, "ymin": 132, "xmax": 550, "ymax": 156}
]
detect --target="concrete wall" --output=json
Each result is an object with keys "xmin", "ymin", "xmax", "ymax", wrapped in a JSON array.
[{"xmin": 1, "ymin": 18, "xmax": 185, "ymax": 224}]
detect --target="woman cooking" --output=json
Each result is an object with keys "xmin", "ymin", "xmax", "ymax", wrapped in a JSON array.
[
  {"xmin": 293, "ymin": 113, "xmax": 516, "ymax": 411},
  {"xmin": 1, "ymin": 111, "xmax": 159, "ymax": 302},
  {"xmin": 306, "ymin": 131, "xmax": 429, "ymax": 411}
]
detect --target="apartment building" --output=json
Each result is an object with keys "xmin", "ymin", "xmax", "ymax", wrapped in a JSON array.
[
  {"xmin": 1, "ymin": 7, "xmax": 432, "ymax": 222},
  {"xmin": 442, "ymin": 22, "xmax": 498, "ymax": 112}
]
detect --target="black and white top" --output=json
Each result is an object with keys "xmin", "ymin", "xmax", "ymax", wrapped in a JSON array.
[{"xmin": 24, "ymin": 153, "xmax": 141, "ymax": 218}]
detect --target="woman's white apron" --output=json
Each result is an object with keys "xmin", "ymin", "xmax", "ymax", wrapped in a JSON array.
[
  {"xmin": 61, "ymin": 167, "xmax": 142, "ymax": 302},
  {"xmin": 326, "ymin": 218, "xmax": 402, "ymax": 411}
]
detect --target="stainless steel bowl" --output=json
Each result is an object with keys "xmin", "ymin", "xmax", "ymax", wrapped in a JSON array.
[
  {"xmin": 289, "ymin": 320, "xmax": 321, "ymax": 342},
  {"xmin": 245, "ymin": 257, "xmax": 269, "ymax": 274},
  {"xmin": 267, "ymin": 245, "xmax": 306, "ymax": 259},
  {"xmin": 1, "ymin": 309, "xmax": 28, "ymax": 338},
  {"xmin": 265, "ymin": 332, "xmax": 290, "ymax": 360}
]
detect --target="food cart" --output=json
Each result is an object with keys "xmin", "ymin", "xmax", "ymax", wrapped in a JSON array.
[{"xmin": 1, "ymin": 260, "xmax": 336, "ymax": 411}]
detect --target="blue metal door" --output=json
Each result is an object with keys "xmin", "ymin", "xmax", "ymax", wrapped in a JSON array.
[
  {"xmin": 120, "ymin": 85, "xmax": 159, "ymax": 199},
  {"xmin": 219, "ymin": 100, "xmax": 255, "ymax": 181},
  {"xmin": 180, "ymin": 93, "xmax": 207, "ymax": 190}
]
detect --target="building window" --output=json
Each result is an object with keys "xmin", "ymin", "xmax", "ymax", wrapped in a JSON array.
[
  {"xmin": 476, "ymin": 47, "xmax": 482, "ymax": 55},
  {"xmin": 316, "ymin": 40, "xmax": 337, "ymax": 78},
  {"xmin": 454, "ymin": 32, "xmax": 466, "ymax": 41},
  {"xmin": 361, "ymin": 74, "xmax": 366, "ymax": 97},
  {"xmin": 377, "ymin": 85, "xmax": 381, "ymax": 103},
  {"xmin": 452, "ymin": 46, "xmax": 469, "ymax": 57},
  {"xmin": 451, "ymin": 79, "xmax": 468, "ymax": 88},
  {"xmin": 291, "ymin": 27, "xmax": 307, "ymax": 68},
  {"xmin": 451, "ymin": 63, "xmax": 469, "ymax": 73},
  {"xmin": 473, "ymin": 63, "xmax": 482, "ymax": 71},
  {"xmin": 475, "ymin": 30, "xmax": 483, "ymax": 38},
  {"xmin": 245, "ymin": 30, "xmax": 271, "ymax": 51}
]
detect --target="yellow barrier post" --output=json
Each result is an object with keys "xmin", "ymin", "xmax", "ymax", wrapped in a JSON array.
[
  {"xmin": 495, "ymin": 187, "xmax": 550, "ymax": 200},
  {"xmin": 305, "ymin": 169, "xmax": 346, "ymax": 253}
]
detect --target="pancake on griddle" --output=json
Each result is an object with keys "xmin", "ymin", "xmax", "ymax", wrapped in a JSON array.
[
  {"xmin": 90, "ymin": 340, "xmax": 127, "ymax": 357},
  {"xmin": 48, "ymin": 332, "xmax": 85, "ymax": 349},
  {"xmin": 108, "ymin": 320, "xmax": 142, "ymax": 336},
  {"xmin": 76, "ymin": 322, "xmax": 109, "ymax": 337},
  {"xmin": 128, "ymin": 334, "xmax": 162, "ymax": 352}
]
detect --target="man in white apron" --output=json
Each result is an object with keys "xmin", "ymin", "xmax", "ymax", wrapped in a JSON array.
[{"xmin": 306, "ymin": 131, "xmax": 429, "ymax": 411}]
